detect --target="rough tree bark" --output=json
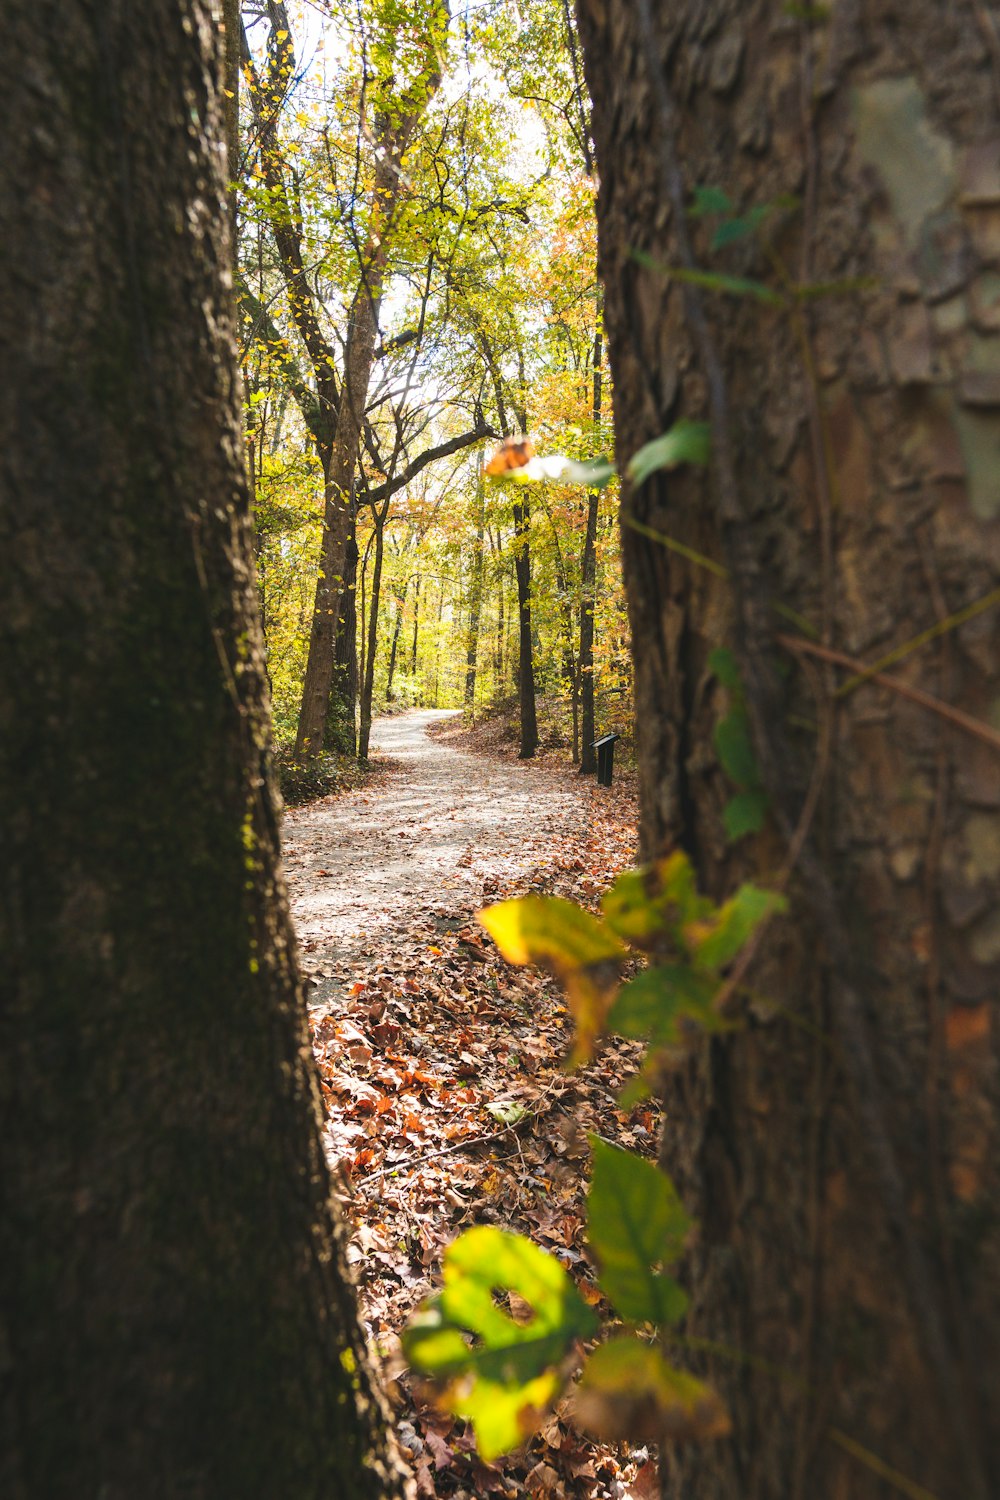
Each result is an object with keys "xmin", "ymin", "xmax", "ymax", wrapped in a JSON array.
[
  {"xmin": 327, "ymin": 525, "xmax": 360, "ymax": 756},
  {"xmin": 386, "ymin": 580, "xmax": 409, "ymax": 702},
  {"xmin": 579, "ymin": 330, "xmax": 602, "ymax": 774},
  {"xmin": 577, "ymin": 1, "xmax": 1000, "ymax": 1497},
  {"xmin": 0, "ymin": 4, "xmax": 409, "ymax": 1497},
  {"xmin": 513, "ymin": 498, "xmax": 539, "ymax": 759},
  {"xmin": 465, "ymin": 476, "xmax": 487, "ymax": 711},
  {"xmin": 360, "ymin": 499, "xmax": 390, "ymax": 760}
]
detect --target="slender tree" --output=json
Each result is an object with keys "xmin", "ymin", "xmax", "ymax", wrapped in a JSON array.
[
  {"xmin": 0, "ymin": 4, "xmax": 409, "ymax": 1496},
  {"xmin": 464, "ymin": 474, "xmax": 487, "ymax": 710},
  {"xmin": 578, "ymin": 329, "xmax": 602, "ymax": 773},
  {"xmin": 577, "ymin": 1, "xmax": 1000, "ymax": 1496}
]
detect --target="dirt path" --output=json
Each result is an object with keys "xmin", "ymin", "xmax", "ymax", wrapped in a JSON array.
[
  {"xmin": 282, "ymin": 712, "xmax": 654, "ymax": 1497},
  {"xmin": 283, "ymin": 709, "xmax": 598, "ymax": 1008}
]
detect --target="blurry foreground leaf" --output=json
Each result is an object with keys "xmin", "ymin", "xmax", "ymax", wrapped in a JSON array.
[
  {"xmin": 479, "ymin": 896, "xmax": 625, "ymax": 1063},
  {"xmin": 587, "ymin": 1138, "xmax": 691, "ymax": 1325},
  {"xmin": 688, "ymin": 884, "xmax": 786, "ymax": 972},
  {"xmin": 608, "ymin": 965, "xmax": 727, "ymax": 1049},
  {"xmin": 626, "ymin": 421, "xmax": 710, "ymax": 489},
  {"xmin": 573, "ymin": 1336, "xmax": 730, "ymax": 1444},
  {"xmin": 601, "ymin": 852, "xmax": 710, "ymax": 948},
  {"xmin": 722, "ymin": 789, "xmax": 768, "ymax": 841},
  {"xmin": 403, "ymin": 1227, "xmax": 598, "ymax": 1459}
]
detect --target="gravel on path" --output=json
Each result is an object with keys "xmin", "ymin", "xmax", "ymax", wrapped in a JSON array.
[{"xmin": 282, "ymin": 709, "xmax": 598, "ymax": 1010}]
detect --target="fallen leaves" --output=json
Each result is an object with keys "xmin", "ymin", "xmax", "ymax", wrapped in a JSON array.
[{"xmin": 299, "ymin": 751, "xmax": 658, "ymax": 1497}]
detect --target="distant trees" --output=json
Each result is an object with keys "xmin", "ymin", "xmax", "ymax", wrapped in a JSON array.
[
  {"xmin": 237, "ymin": 0, "xmax": 626, "ymax": 760},
  {"xmin": 0, "ymin": 3, "xmax": 408, "ymax": 1493}
]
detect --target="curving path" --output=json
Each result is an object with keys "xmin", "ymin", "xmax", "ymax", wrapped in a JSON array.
[{"xmin": 281, "ymin": 709, "xmax": 592, "ymax": 1010}]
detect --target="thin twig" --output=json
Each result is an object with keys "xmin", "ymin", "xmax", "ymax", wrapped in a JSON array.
[
  {"xmin": 353, "ymin": 1080, "xmax": 568, "ymax": 1184},
  {"xmin": 835, "ymin": 585, "xmax": 1000, "ymax": 699},
  {"xmin": 777, "ymin": 632, "xmax": 1000, "ymax": 753}
]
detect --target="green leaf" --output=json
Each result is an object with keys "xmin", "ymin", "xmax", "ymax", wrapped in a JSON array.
[
  {"xmin": 626, "ymin": 421, "xmax": 710, "ymax": 489},
  {"xmin": 403, "ymin": 1227, "xmax": 598, "ymax": 1460},
  {"xmin": 485, "ymin": 1100, "xmax": 528, "ymax": 1125},
  {"xmin": 602, "ymin": 852, "xmax": 711, "ymax": 948},
  {"xmin": 723, "ymin": 790, "xmax": 768, "ymax": 841},
  {"xmin": 608, "ymin": 965, "xmax": 724, "ymax": 1047},
  {"xmin": 713, "ymin": 706, "xmax": 758, "ymax": 788},
  {"xmin": 689, "ymin": 184, "xmax": 733, "ymax": 217},
  {"xmin": 587, "ymin": 1138, "xmax": 691, "ymax": 1325},
  {"xmin": 690, "ymin": 884, "xmax": 786, "ymax": 972},
  {"xmin": 707, "ymin": 645, "xmax": 741, "ymax": 691},
  {"xmin": 479, "ymin": 895, "xmax": 624, "ymax": 970},
  {"xmin": 710, "ymin": 204, "xmax": 770, "ymax": 250},
  {"xmin": 573, "ymin": 1336, "xmax": 730, "ymax": 1443}
]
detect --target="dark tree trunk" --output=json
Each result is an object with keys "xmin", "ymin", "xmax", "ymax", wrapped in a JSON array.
[
  {"xmin": 513, "ymin": 499, "xmax": 538, "ymax": 758},
  {"xmin": 0, "ymin": 6, "xmax": 409, "ymax": 1497},
  {"xmin": 411, "ymin": 574, "xmax": 420, "ymax": 676},
  {"xmin": 465, "ymin": 478, "xmax": 486, "ymax": 711},
  {"xmin": 223, "ymin": 0, "xmax": 240, "ymax": 244},
  {"xmin": 326, "ymin": 523, "xmax": 359, "ymax": 756},
  {"xmin": 359, "ymin": 503, "xmax": 388, "ymax": 760},
  {"xmin": 490, "ymin": 530, "xmax": 506, "ymax": 689},
  {"xmin": 577, "ymin": 2, "xmax": 1000, "ymax": 1498},
  {"xmin": 579, "ymin": 331, "xmax": 602, "ymax": 774},
  {"xmin": 386, "ymin": 580, "xmax": 408, "ymax": 702}
]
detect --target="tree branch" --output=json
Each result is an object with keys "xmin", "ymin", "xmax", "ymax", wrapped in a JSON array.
[{"xmin": 362, "ymin": 424, "xmax": 496, "ymax": 509}]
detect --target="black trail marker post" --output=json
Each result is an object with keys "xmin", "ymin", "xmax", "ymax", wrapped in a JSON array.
[{"xmin": 592, "ymin": 732, "xmax": 620, "ymax": 787}]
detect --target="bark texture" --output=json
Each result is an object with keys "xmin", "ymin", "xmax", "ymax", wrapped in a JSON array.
[
  {"xmin": 0, "ymin": 5, "xmax": 410, "ymax": 1497},
  {"xmin": 513, "ymin": 498, "xmax": 539, "ymax": 758},
  {"xmin": 577, "ymin": 1, "xmax": 1000, "ymax": 1496},
  {"xmin": 579, "ymin": 330, "xmax": 603, "ymax": 774}
]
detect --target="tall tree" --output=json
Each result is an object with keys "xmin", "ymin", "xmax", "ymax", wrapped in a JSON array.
[
  {"xmin": 512, "ymin": 494, "xmax": 539, "ymax": 758},
  {"xmin": 578, "ymin": 329, "xmax": 602, "ymax": 773},
  {"xmin": 464, "ymin": 474, "xmax": 487, "ymax": 710},
  {"xmin": 577, "ymin": 2, "xmax": 999, "ymax": 1496},
  {"xmin": 242, "ymin": 0, "xmax": 462, "ymax": 756},
  {"xmin": 0, "ymin": 4, "xmax": 408, "ymax": 1496}
]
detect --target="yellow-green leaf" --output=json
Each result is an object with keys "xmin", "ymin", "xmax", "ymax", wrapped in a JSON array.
[
  {"xmin": 573, "ymin": 1336, "xmax": 730, "ymax": 1443},
  {"xmin": 479, "ymin": 895, "xmax": 624, "ymax": 970}
]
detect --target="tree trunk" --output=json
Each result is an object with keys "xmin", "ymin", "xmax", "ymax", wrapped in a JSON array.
[
  {"xmin": 0, "ymin": 5, "xmax": 409, "ymax": 1498},
  {"xmin": 359, "ymin": 504, "xmax": 388, "ymax": 760},
  {"xmin": 493, "ymin": 542, "xmax": 506, "ymax": 688},
  {"xmin": 386, "ymin": 580, "xmax": 409, "ymax": 702},
  {"xmin": 327, "ymin": 523, "xmax": 359, "ymax": 756},
  {"xmin": 223, "ymin": 0, "xmax": 240, "ymax": 245},
  {"xmin": 579, "ymin": 331, "xmax": 602, "ymax": 774},
  {"xmin": 513, "ymin": 499, "xmax": 538, "ymax": 758},
  {"xmin": 411, "ymin": 574, "xmax": 421, "ymax": 677},
  {"xmin": 295, "ymin": 278, "xmax": 383, "ymax": 755},
  {"xmin": 465, "ymin": 477, "xmax": 486, "ymax": 712},
  {"xmin": 577, "ymin": 3, "xmax": 1000, "ymax": 1497}
]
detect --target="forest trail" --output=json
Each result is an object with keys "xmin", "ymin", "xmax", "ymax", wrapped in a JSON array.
[
  {"xmin": 281, "ymin": 712, "xmax": 654, "ymax": 1497},
  {"xmin": 283, "ymin": 708, "xmax": 597, "ymax": 1010}
]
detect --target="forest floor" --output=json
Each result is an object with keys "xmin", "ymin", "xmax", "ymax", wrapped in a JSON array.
[{"xmin": 283, "ymin": 710, "xmax": 660, "ymax": 1500}]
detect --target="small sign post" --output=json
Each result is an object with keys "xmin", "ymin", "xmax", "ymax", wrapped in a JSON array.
[{"xmin": 592, "ymin": 732, "xmax": 621, "ymax": 787}]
